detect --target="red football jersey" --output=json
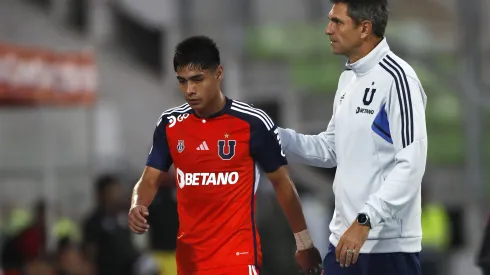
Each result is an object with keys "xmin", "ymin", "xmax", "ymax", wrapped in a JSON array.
[{"xmin": 146, "ymin": 98, "xmax": 287, "ymax": 274}]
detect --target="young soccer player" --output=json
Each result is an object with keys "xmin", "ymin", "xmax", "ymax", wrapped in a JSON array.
[{"xmin": 128, "ymin": 35, "xmax": 322, "ymax": 275}]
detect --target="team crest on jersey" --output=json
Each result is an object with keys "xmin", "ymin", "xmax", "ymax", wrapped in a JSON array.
[
  {"xmin": 218, "ymin": 140, "xmax": 236, "ymax": 160},
  {"xmin": 362, "ymin": 87, "xmax": 377, "ymax": 106},
  {"xmin": 177, "ymin": 140, "xmax": 185, "ymax": 153}
]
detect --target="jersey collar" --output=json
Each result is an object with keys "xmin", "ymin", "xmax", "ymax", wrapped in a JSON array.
[
  {"xmin": 191, "ymin": 97, "xmax": 232, "ymax": 119},
  {"xmin": 345, "ymin": 37, "xmax": 390, "ymax": 75}
]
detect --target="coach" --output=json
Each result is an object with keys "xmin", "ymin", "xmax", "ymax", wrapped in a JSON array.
[{"xmin": 278, "ymin": 0, "xmax": 428, "ymax": 274}]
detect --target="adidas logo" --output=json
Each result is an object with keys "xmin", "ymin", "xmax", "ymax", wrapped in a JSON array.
[{"xmin": 196, "ymin": 141, "xmax": 209, "ymax": 151}]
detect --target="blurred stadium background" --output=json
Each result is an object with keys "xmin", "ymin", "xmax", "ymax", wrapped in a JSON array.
[{"xmin": 0, "ymin": 0, "xmax": 488, "ymax": 274}]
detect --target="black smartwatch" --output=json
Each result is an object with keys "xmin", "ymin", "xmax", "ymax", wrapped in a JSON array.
[{"xmin": 357, "ymin": 213, "xmax": 371, "ymax": 228}]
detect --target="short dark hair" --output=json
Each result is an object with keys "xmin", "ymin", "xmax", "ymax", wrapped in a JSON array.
[
  {"xmin": 95, "ymin": 174, "xmax": 119, "ymax": 195},
  {"xmin": 173, "ymin": 36, "xmax": 221, "ymax": 72},
  {"xmin": 331, "ymin": 0, "xmax": 388, "ymax": 38}
]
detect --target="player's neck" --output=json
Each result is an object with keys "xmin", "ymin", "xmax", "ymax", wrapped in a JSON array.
[
  {"xmin": 194, "ymin": 92, "xmax": 226, "ymax": 118},
  {"xmin": 348, "ymin": 36, "xmax": 382, "ymax": 63}
]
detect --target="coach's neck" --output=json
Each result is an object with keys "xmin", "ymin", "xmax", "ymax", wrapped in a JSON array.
[{"xmin": 348, "ymin": 36, "xmax": 383, "ymax": 64}]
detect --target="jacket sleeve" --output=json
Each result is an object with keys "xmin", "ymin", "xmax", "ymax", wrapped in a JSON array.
[
  {"xmin": 360, "ymin": 76, "xmax": 428, "ymax": 228},
  {"xmin": 277, "ymin": 113, "xmax": 337, "ymax": 168}
]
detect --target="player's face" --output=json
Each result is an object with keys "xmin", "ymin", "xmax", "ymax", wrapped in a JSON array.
[
  {"xmin": 176, "ymin": 65, "xmax": 223, "ymax": 111},
  {"xmin": 325, "ymin": 3, "xmax": 363, "ymax": 56}
]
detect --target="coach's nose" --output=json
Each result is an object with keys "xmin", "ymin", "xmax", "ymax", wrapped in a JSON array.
[{"xmin": 325, "ymin": 22, "xmax": 334, "ymax": 36}]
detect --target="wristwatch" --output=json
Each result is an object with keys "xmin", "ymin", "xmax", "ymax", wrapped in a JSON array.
[{"xmin": 357, "ymin": 213, "xmax": 371, "ymax": 228}]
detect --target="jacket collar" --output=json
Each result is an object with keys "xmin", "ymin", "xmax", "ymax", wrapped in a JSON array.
[{"xmin": 345, "ymin": 37, "xmax": 390, "ymax": 75}]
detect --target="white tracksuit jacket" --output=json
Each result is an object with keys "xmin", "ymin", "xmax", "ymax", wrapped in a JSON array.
[{"xmin": 279, "ymin": 38, "xmax": 428, "ymax": 253}]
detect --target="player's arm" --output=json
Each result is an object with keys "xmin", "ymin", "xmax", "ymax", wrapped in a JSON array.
[
  {"xmin": 131, "ymin": 166, "xmax": 167, "ymax": 210},
  {"xmin": 278, "ymin": 110, "xmax": 337, "ymax": 168},
  {"xmin": 359, "ymin": 77, "xmax": 428, "ymax": 229},
  {"xmin": 129, "ymin": 115, "xmax": 173, "ymax": 234}
]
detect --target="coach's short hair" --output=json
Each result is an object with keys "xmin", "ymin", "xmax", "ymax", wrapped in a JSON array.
[
  {"xmin": 331, "ymin": 0, "xmax": 388, "ymax": 38},
  {"xmin": 173, "ymin": 36, "xmax": 221, "ymax": 72}
]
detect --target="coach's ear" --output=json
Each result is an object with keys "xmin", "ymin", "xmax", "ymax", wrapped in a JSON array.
[
  {"xmin": 215, "ymin": 65, "xmax": 224, "ymax": 80},
  {"xmin": 360, "ymin": 20, "xmax": 372, "ymax": 39}
]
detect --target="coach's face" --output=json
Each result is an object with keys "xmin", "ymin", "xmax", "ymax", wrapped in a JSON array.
[
  {"xmin": 325, "ymin": 3, "xmax": 363, "ymax": 56},
  {"xmin": 176, "ymin": 65, "xmax": 223, "ymax": 111}
]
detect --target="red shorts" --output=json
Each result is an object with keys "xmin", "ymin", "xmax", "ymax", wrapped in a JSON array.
[{"xmin": 178, "ymin": 265, "xmax": 260, "ymax": 275}]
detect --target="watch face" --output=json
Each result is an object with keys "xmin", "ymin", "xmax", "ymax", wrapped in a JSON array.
[{"xmin": 358, "ymin": 214, "xmax": 367, "ymax": 224}]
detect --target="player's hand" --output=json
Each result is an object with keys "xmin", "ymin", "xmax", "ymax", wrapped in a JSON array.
[
  {"xmin": 128, "ymin": 205, "xmax": 150, "ymax": 234},
  {"xmin": 295, "ymin": 246, "xmax": 322, "ymax": 274},
  {"xmin": 335, "ymin": 221, "xmax": 370, "ymax": 268}
]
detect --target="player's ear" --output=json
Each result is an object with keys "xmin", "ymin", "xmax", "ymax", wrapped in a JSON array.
[
  {"xmin": 215, "ymin": 65, "xmax": 223, "ymax": 80},
  {"xmin": 360, "ymin": 20, "xmax": 372, "ymax": 39}
]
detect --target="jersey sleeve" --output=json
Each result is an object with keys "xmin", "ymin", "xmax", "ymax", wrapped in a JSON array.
[
  {"xmin": 146, "ymin": 115, "xmax": 173, "ymax": 171},
  {"xmin": 250, "ymin": 120, "xmax": 288, "ymax": 173}
]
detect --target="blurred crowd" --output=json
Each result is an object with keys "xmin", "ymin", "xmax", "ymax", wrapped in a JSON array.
[{"xmin": 0, "ymin": 174, "xmax": 179, "ymax": 275}]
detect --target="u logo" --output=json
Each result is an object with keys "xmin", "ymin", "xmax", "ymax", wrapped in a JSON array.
[
  {"xmin": 363, "ymin": 88, "xmax": 376, "ymax": 106},
  {"xmin": 218, "ymin": 140, "xmax": 236, "ymax": 160}
]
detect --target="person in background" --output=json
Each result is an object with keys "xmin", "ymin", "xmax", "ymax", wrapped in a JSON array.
[
  {"xmin": 1, "ymin": 201, "xmax": 47, "ymax": 275},
  {"xmin": 420, "ymin": 185, "xmax": 451, "ymax": 275},
  {"xmin": 23, "ymin": 257, "xmax": 56, "ymax": 275},
  {"xmin": 56, "ymin": 237, "xmax": 94, "ymax": 275},
  {"xmin": 477, "ymin": 215, "xmax": 490, "ymax": 275},
  {"xmin": 147, "ymin": 171, "xmax": 178, "ymax": 275},
  {"xmin": 82, "ymin": 174, "xmax": 139, "ymax": 275}
]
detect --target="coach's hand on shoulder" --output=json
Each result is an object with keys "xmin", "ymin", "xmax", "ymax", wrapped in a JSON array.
[
  {"xmin": 128, "ymin": 205, "xmax": 150, "ymax": 234},
  {"xmin": 295, "ymin": 246, "xmax": 322, "ymax": 274},
  {"xmin": 336, "ymin": 221, "xmax": 370, "ymax": 268}
]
